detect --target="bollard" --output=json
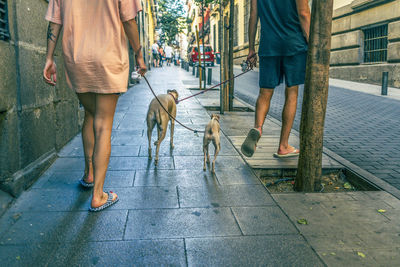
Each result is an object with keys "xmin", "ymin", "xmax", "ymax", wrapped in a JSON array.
[
  {"xmin": 192, "ymin": 65, "xmax": 195, "ymax": 75},
  {"xmin": 186, "ymin": 64, "xmax": 189, "ymax": 72},
  {"xmin": 196, "ymin": 66, "xmax": 199, "ymax": 78},
  {"xmin": 382, "ymin": 72, "xmax": 388, "ymax": 96},
  {"xmin": 207, "ymin": 68, "xmax": 212, "ymax": 85},
  {"xmin": 202, "ymin": 67, "xmax": 206, "ymax": 82}
]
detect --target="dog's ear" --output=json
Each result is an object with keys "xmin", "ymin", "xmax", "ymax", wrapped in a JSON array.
[
  {"xmin": 215, "ymin": 114, "xmax": 220, "ymax": 120},
  {"xmin": 167, "ymin": 89, "xmax": 172, "ymax": 93}
]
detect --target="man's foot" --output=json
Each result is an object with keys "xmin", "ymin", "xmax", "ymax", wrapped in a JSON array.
[
  {"xmin": 241, "ymin": 128, "xmax": 261, "ymax": 157},
  {"xmin": 273, "ymin": 146, "xmax": 300, "ymax": 158},
  {"xmin": 90, "ymin": 191, "xmax": 119, "ymax": 212}
]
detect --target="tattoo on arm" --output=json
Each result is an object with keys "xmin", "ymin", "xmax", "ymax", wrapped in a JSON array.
[{"xmin": 47, "ymin": 24, "xmax": 56, "ymax": 42}]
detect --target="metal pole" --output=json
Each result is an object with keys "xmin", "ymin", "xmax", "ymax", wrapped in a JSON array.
[
  {"xmin": 208, "ymin": 67, "xmax": 212, "ymax": 85},
  {"xmin": 196, "ymin": 66, "xmax": 199, "ymax": 78},
  {"xmin": 382, "ymin": 72, "xmax": 388, "ymax": 96},
  {"xmin": 228, "ymin": 0, "xmax": 235, "ymax": 111},
  {"xmin": 219, "ymin": 0, "xmax": 224, "ymax": 114}
]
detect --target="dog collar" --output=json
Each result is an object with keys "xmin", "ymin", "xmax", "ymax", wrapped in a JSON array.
[{"xmin": 168, "ymin": 93, "xmax": 179, "ymax": 104}]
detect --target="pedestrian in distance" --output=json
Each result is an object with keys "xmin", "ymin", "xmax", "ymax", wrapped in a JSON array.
[
  {"xmin": 241, "ymin": 0, "xmax": 310, "ymax": 158},
  {"xmin": 43, "ymin": 0, "xmax": 147, "ymax": 211},
  {"xmin": 165, "ymin": 44, "xmax": 173, "ymax": 66},
  {"xmin": 152, "ymin": 41, "xmax": 160, "ymax": 67},
  {"xmin": 158, "ymin": 45, "xmax": 165, "ymax": 67}
]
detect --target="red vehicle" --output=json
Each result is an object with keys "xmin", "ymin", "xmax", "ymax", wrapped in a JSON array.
[{"xmin": 188, "ymin": 45, "xmax": 215, "ymax": 66}]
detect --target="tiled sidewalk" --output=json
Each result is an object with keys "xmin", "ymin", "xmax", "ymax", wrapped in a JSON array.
[{"xmin": 0, "ymin": 67, "xmax": 322, "ymax": 266}]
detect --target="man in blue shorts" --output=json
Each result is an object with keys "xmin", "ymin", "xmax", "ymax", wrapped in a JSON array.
[{"xmin": 241, "ymin": 0, "xmax": 311, "ymax": 158}]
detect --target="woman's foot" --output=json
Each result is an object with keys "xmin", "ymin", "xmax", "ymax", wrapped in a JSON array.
[
  {"xmin": 90, "ymin": 191, "xmax": 119, "ymax": 211},
  {"xmin": 79, "ymin": 174, "xmax": 94, "ymax": 188}
]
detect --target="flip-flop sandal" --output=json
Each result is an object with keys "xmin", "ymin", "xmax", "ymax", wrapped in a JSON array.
[
  {"xmin": 241, "ymin": 128, "xmax": 261, "ymax": 157},
  {"xmin": 273, "ymin": 148, "xmax": 300, "ymax": 158},
  {"xmin": 89, "ymin": 191, "xmax": 119, "ymax": 212},
  {"xmin": 79, "ymin": 178, "xmax": 94, "ymax": 188}
]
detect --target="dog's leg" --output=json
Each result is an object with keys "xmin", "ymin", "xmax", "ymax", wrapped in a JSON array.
[
  {"xmin": 203, "ymin": 139, "xmax": 208, "ymax": 171},
  {"xmin": 155, "ymin": 122, "xmax": 167, "ymax": 165},
  {"xmin": 170, "ymin": 119, "xmax": 175, "ymax": 149},
  {"xmin": 147, "ymin": 118, "xmax": 155, "ymax": 159},
  {"xmin": 212, "ymin": 138, "xmax": 220, "ymax": 173},
  {"xmin": 170, "ymin": 106, "xmax": 176, "ymax": 149}
]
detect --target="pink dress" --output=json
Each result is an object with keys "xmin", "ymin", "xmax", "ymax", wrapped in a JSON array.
[{"xmin": 45, "ymin": 0, "xmax": 142, "ymax": 94}]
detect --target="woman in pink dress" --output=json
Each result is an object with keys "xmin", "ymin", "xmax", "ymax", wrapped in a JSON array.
[{"xmin": 43, "ymin": 0, "xmax": 146, "ymax": 211}]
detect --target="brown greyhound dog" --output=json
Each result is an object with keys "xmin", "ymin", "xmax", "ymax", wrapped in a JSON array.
[
  {"xmin": 203, "ymin": 114, "xmax": 221, "ymax": 173},
  {"xmin": 146, "ymin": 89, "xmax": 179, "ymax": 165}
]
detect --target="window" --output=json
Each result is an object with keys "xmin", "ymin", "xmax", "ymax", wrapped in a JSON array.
[
  {"xmin": 233, "ymin": 4, "xmax": 238, "ymax": 47},
  {"xmin": 0, "ymin": 0, "xmax": 10, "ymax": 41},
  {"xmin": 363, "ymin": 24, "xmax": 388, "ymax": 63},
  {"xmin": 244, "ymin": 0, "xmax": 250, "ymax": 43}
]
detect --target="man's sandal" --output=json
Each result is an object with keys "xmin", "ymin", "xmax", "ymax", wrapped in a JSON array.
[
  {"xmin": 241, "ymin": 128, "xmax": 261, "ymax": 157},
  {"xmin": 89, "ymin": 192, "xmax": 119, "ymax": 212}
]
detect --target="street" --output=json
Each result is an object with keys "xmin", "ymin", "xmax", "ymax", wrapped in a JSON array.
[{"xmin": 209, "ymin": 65, "xmax": 400, "ymax": 190}]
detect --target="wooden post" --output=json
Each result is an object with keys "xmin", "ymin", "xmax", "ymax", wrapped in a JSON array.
[
  {"xmin": 223, "ymin": 14, "xmax": 230, "ymax": 111},
  {"xmin": 295, "ymin": 0, "xmax": 334, "ymax": 192},
  {"xmin": 195, "ymin": 27, "xmax": 202, "ymax": 90},
  {"xmin": 228, "ymin": 0, "xmax": 234, "ymax": 111},
  {"xmin": 219, "ymin": 0, "xmax": 224, "ymax": 114}
]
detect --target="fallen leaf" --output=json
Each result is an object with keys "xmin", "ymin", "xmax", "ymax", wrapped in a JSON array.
[
  {"xmin": 16, "ymin": 256, "xmax": 21, "ymax": 260},
  {"xmin": 378, "ymin": 209, "xmax": 386, "ymax": 213},
  {"xmin": 330, "ymin": 252, "xmax": 336, "ymax": 256},
  {"xmin": 334, "ymin": 187, "xmax": 340, "ymax": 190},
  {"xmin": 343, "ymin": 182, "xmax": 352, "ymax": 189},
  {"xmin": 322, "ymin": 253, "xmax": 327, "ymax": 256},
  {"xmin": 357, "ymin": 252, "xmax": 366, "ymax": 258},
  {"xmin": 297, "ymin": 218, "xmax": 308, "ymax": 225}
]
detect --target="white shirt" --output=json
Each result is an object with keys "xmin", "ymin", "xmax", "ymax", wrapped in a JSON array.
[
  {"xmin": 152, "ymin": 43, "xmax": 159, "ymax": 54},
  {"xmin": 165, "ymin": 46, "xmax": 173, "ymax": 58}
]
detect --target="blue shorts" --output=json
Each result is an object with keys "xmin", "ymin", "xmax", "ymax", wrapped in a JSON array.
[{"xmin": 259, "ymin": 52, "xmax": 307, "ymax": 88}]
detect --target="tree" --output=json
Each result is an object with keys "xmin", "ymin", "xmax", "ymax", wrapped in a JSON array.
[
  {"xmin": 158, "ymin": 0, "xmax": 186, "ymax": 44},
  {"xmin": 295, "ymin": 0, "xmax": 334, "ymax": 192}
]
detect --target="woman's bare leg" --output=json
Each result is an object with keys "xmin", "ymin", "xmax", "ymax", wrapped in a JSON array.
[
  {"xmin": 91, "ymin": 94, "xmax": 119, "ymax": 208},
  {"xmin": 77, "ymin": 93, "xmax": 96, "ymax": 183}
]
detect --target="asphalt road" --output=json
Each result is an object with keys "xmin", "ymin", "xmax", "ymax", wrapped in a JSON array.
[{"xmin": 208, "ymin": 65, "xmax": 400, "ymax": 190}]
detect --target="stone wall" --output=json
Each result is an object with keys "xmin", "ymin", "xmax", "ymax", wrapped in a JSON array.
[{"xmin": 0, "ymin": 0, "xmax": 81, "ymax": 198}]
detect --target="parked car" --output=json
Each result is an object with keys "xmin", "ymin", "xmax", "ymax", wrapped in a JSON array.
[{"xmin": 188, "ymin": 45, "xmax": 215, "ymax": 66}]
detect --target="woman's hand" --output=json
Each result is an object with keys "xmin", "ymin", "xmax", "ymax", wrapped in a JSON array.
[
  {"xmin": 43, "ymin": 59, "xmax": 57, "ymax": 86},
  {"xmin": 135, "ymin": 51, "xmax": 147, "ymax": 76}
]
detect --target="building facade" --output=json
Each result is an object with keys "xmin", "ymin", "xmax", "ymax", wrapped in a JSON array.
[{"xmin": 204, "ymin": 0, "xmax": 400, "ymax": 88}]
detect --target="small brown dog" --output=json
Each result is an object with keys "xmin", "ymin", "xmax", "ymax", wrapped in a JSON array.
[
  {"xmin": 203, "ymin": 114, "xmax": 221, "ymax": 173},
  {"xmin": 146, "ymin": 89, "xmax": 179, "ymax": 165}
]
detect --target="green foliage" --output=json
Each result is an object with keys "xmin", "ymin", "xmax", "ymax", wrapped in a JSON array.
[
  {"xmin": 158, "ymin": 0, "xmax": 186, "ymax": 44},
  {"xmin": 192, "ymin": 0, "xmax": 219, "ymax": 6}
]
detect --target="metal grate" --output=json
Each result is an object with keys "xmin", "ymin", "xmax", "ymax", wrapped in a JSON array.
[
  {"xmin": 363, "ymin": 24, "xmax": 388, "ymax": 63},
  {"xmin": 0, "ymin": 0, "xmax": 9, "ymax": 41}
]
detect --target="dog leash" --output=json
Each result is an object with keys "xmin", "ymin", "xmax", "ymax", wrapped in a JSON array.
[
  {"xmin": 142, "ymin": 61, "xmax": 254, "ymax": 134},
  {"xmin": 143, "ymin": 75, "xmax": 205, "ymax": 134},
  {"xmin": 176, "ymin": 63, "xmax": 254, "ymax": 104}
]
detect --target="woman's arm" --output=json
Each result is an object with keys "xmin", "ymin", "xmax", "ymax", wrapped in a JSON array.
[
  {"xmin": 43, "ymin": 22, "xmax": 62, "ymax": 85},
  {"xmin": 123, "ymin": 19, "xmax": 147, "ymax": 76}
]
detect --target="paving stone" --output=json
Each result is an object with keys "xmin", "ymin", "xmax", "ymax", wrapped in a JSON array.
[
  {"xmin": 1, "ymin": 210, "xmax": 128, "ymax": 245},
  {"xmin": 134, "ymin": 170, "xmax": 219, "ymax": 187},
  {"xmin": 108, "ymin": 156, "xmax": 174, "ymax": 170},
  {"xmin": 178, "ymin": 185, "xmax": 274, "ymax": 208},
  {"xmin": 232, "ymin": 206, "xmax": 297, "ymax": 235},
  {"xmin": 186, "ymin": 235, "xmax": 324, "ymax": 267},
  {"xmin": 36, "ymin": 170, "xmax": 135, "ymax": 189},
  {"xmin": 0, "ymin": 243, "xmax": 56, "ymax": 266},
  {"xmin": 174, "ymin": 155, "xmax": 245, "ymax": 170},
  {"xmin": 316, "ymin": 250, "xmax": 378, "ymax": 267},
  {"xmin": 48, "ymin": 240, "xmax": 186, "ymax": 266},
  {"xmin": 124, "ymin": 208, "xmax": 241, "ymax": 239},
  {"xmin": 214, "ymin": 166, "xmax": 261, "ymax": 185}
]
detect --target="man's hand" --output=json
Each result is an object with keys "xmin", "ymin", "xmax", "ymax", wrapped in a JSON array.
[
  {"xmin": 247, "ymin": 48, "xmax": 258, "ymax": 69},
  {"xmin": 43, "ymin": 59, "xmax": 57, "ymax": 86},
  {"xmin": 135, "ymin": 51, "xmax": 147, "ymax": 76}
]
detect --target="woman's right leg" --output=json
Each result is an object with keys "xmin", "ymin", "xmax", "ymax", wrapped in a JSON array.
[{"xmin": 91, "ymin": 93, "xmax": 119, "ymax": 208}]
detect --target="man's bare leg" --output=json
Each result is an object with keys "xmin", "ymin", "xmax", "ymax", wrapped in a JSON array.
[
  {"xmin": 91, "ymin": 94, "xmax": 119, "ymax": 208},
  {"xmin": 278, "ymin": 85, "xmax": 299, "ymax": 155},
  {"xmin": 254, "ymin": 88, "xmax": 274, "ymax": 134}
]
